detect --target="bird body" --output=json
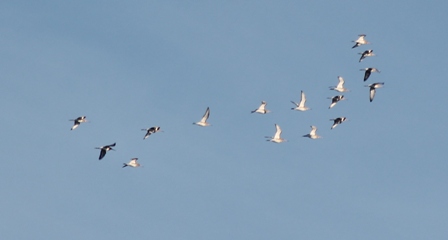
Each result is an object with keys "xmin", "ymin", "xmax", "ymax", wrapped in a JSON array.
[
  {"xmin": 291, "ymin": 91, "xmax": 310, "ymax": 111},
  {"xmin": 193, "ymin": 107, "xmax": 211, "ymax": 127},
  {"xmin": 366, "ymin": 82, "xmax": 385, "ymax": 102},
  {"xmin": 265, "ymin": 124, "xmax": 286, "ymax": 143},
  {"xmin": 123, "ymin": 158, "xmax": 140, "ymax": 168},
  {"xmin": 360, "ymin": 68, "xmax": 380, "ymax": 81},
  {"xmin": 251, "ymin": 101, "xmax": 270, "ymax": 114},
  {"xmin": 352, "ymin": 34, "xmax": 369, "ymax": 48},
  {"xmin": 70, "ymin": 116, "xmax": 87, "ymax": 130},
  {"xmin": 328, "ymin": 95, "xmax": 345, "ymax": 109},
  {"xmin": 95, "ymin": 143, "xmax": 116, "ymax": 160},
  {"xmin": 330, "ymin": 117, "xmax": 347, "ymax": 129},
  {"xmin": 329, "ymin": 76, "xmax": 349, "ymax": 92},
  {"xmin": 359, "ymin": 49, "xmax": 375, "ymax": 62},
  {"xmin": 142, "ymin": 126, "xmax": 161, "ymax": 139},
  {"xmin": 303, "ymin": 125, "xmax": 321, "ymax": 139}
]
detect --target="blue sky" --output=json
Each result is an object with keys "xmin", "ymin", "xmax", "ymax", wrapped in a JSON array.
[{"xmin": 1, "ymin": 1, "xmax": 448, "ymax": 239}]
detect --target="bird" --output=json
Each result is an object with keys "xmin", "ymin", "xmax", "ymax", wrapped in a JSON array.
[
  {"xmin": 329, "ymin": 76, "xmax": 349, "ymax": 92},
  {"xmin": 193, "ymin": 107, "xmax": 211, "ymax": 127},
  {"xmin": 123, "ymin": 158, "xmax": 140, "ymax": 168},
  {"xmin": 328, "ymin": 95, "xmax": 345, "ymax": 109},
  {"xmin": 95, "ymin": 143, "xmax": 116, "ymax": 160},
  {"xmin": 142, "ymin": 126, "xmax": 161, "ymax": 139},
  {"xmin": 291, "ymin": 91, "xmax": 310, "ymax": 111},
  {"xmin": 366, "ymin": 82, "xmax": 385, "ymax": 102},
  {"xmin": 352, "ymin": 34, "xmax": 369, "ymax": 48},
  {"xmin": 69, "ymin": 116, "xmax": 87, "ymax": 130},
  {"xmin": 330, "ymin": 117, "xmax": 347, "ymax": 129},
  {"xmin": 251, "ymin": 101, "xmax": 270, "ymax": 114},
  {"xmin": 360, "ymin": 68, "xmax": 380, "ymax": 81},
  {"xmin": 265, "ymin": 124, "xmax": 286, "ymax": 143},
  {"xmin": 359, "ymin": 49, "xmax": 374, "ymax": 62},
  {"xmin": 303, "ymin": 125, "xmax": 321, "ymax": 139}
]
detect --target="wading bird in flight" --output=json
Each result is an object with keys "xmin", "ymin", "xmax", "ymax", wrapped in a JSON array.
[
  {"xmin": 193, "ymin": 107, "xmax": 211, "ymax": 127},
  {"xmin": 70, "ymin": 116, "xmax": 87, "ymax": 130},
  {"xmin": 95, "ymin": 143, "xmax": 116, "ymax": 160}
]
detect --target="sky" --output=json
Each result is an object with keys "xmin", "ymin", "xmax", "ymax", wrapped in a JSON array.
[{"xmin": 1, "ymin": 1, "xmax": 448, "ymax": 239}]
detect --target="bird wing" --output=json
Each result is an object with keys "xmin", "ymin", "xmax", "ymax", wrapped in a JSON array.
[
  {"xmin": 99, "ymin": 149, "xmax": 106, "ymax": 160},
  {"xmin": 299, "ymin": 91, "xmax": 306, "ymax": 107},
  {"xmin": 370, "ymin": 87, "xmax": 376, "ymax": 102},
  {"xmin": 332, "ymin": 96, "xmax": 339, "ymax": 103},
  {"xmin": 356, "ymin": 35, "xmax": 366, "ymax": 44},
  {"xmin": 310, "ymin": 126, "xmax": 317, "ymax": 135},
  {"xmin": 364, "ymin": 69, "xmax": 371, "ymax": 81},
  {"xmin": 71, "ymin": 123, "xmax": 80, "ymax": 130},
  {"xmin": 201, "ymin": 107, "xmax": 210, "ymax": 122},
  {"xmin": 108, "ymin": 143, "xmax": 116, "ymax": 147},
  {"xmin": 259, "ymin": 101, "xmax": 267, "ymax": 111},
  {"xmin": 336, "ymin": 76, "xmax": 345, "ymax": 88},
  {"xmin": 274, "ymin": 124, "xmax": 282, "ymax": 139}
]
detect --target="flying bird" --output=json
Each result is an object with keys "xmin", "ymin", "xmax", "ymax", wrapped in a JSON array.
[
  {"xmin": 359, "ymin": 49, "xmax": 374, "ymax": 62},
  {"xmin": 352, "ymin": 34, "xmax": 369, "ymax": 48},
  {"xmin": 142, "ymin": 126, "xmax": 161, "ymax": 139},
  {"xmin": 95, "ymin": 143, "xmax": 116, "ymax": 160},
  {"xmin": 329, "ymin": 76, "xmax": 349, "ymax": 92},
  {"xmin": 251, "ymin": 101, "xmax": 270, "ymax": 114},
  {"xmin": 328, "ymin": 95, "xmax": 345, "ymax": 109},
  {"xmin": 291, "ymin": 91, "xmax": 310, "ymax": 111},
  {"xmin": 303, "ymin": 125, "xmax": 321, "ymax": 139},
  {"xmin": 69, "ymin": 116, "xmax": 87, "ymax": 130},
  {"xmin": 360, "ymin": 68, "xmax": 380, "ymax": 81},
  {"xmin": 330, "ymin": 117, "xmax": 347, "ymax": 129},
  {"xmin": 265, "ymin": 124, "xmax": 286, "ymax": 143},
  {"xmin": 123, "ymin": 158, "xmax": 141, "ymax": 168},
  {"xmin": 193, "ymin": 107, "xmax": 211, "ymax": 127},
  {"xmin": 366, "ymin": 82, "xmax": 385, "ymax": 102}
]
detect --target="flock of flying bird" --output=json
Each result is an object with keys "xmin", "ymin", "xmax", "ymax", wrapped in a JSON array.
[
  {"xmin": 69, "ymin": 116, "xmax": 163, "ymax": 168},
  {"xmin": 70, "ymin": 34, "xmax": 385, "ymax": 165},
  {"xmin": 240, "ymin": 34, "xmax": 384, "ymax": 143}
]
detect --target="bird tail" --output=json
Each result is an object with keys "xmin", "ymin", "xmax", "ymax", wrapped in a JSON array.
[{"xmin": 122, "ymin": 164, "xmax": 128, "ymax": 168}]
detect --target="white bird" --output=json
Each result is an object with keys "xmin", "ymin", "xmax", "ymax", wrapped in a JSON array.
[
  {"xmin": 291, "ymin": 91, "xmax": 310, "ymax": 111},
  {"xmin": 265, "ymin": 124, "xmax": 286, "ymax": 143},
  {"xmin": 352, "ymin": 34, "xmax": 369, "ymax": 49},
  {"xmin": 366, "ymin": 82, "xmax": 385, "ymax": 102},
  {"xmin": 360, "ymin": 68, "xmax": 380, "ymax": 81},
  {"xmin": 328, "ymin": 95, "xmax": 345, "ymax": 109},
  {"xmin": 69, "ymin": 116, "xmax": 87, "ymax": 130},
  {"xmin": 330, "ymin": 117, "xmax": 347, "ymax": 129},
  {"xmin": 193, "ymin": 107, "xmax": 211, "ymax": 127},
  {"xmin": 303, "ymin": 125, "xmax": 321, "ymax": 139},
  {"xmin": 251, "ymin": 101, "xmax": 270, "ymax": 114},
  {"xmin": 123, "ymin": 158, "xmax": 141, "ymax": 168},
  {"xmin": 95, "ymin": 143, "xmax": 116, "ymax": 160},
  {"xmin": 359, "ymin": 49, "xmax": 374, "ymax": 62},
  {"xmin": 142, "ymin": 126, "xmax": 161, "ymax": 139},
  {"xmin": 329, "ymin": 76, "xmax": 349, "ymax": 92}
]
